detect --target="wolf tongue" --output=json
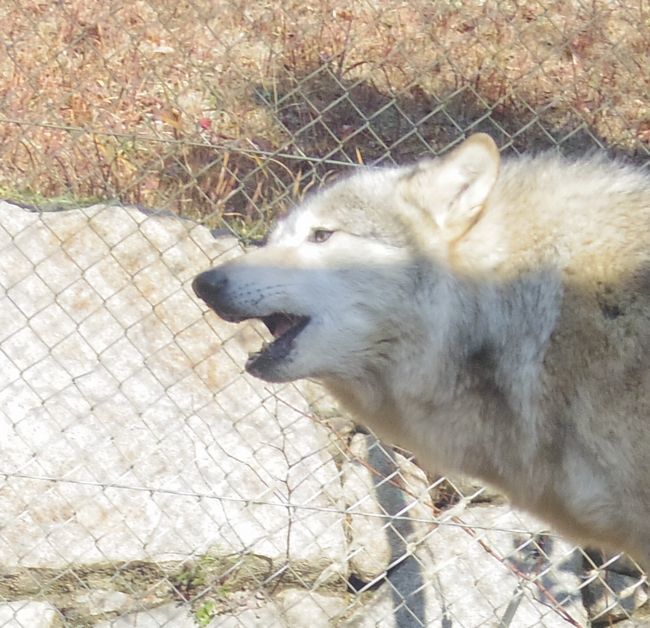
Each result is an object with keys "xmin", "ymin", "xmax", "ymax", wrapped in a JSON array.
[
  {"xmin": 265, "ymin": 313, "xmax": 297, "ymax": 339},
  {"xmin": 272, "ymin": 317, "xmax": 294, "ymax": 338}
]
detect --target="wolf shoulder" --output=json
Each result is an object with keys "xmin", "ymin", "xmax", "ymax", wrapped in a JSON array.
[{"xmin": 462, "ymin": 151, "xmax": 650, "ymax": 280}]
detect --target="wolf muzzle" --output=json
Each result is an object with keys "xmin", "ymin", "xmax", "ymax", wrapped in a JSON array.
[{"xmin": 192, "ymin": 268, "xmax": 244, "ymax": 322}]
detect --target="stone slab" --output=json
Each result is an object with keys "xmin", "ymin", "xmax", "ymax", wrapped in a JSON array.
[
  {"xmin": 0, "ymin": 202, "xmax": 345, "ymax": 569},
  {"xmin": 0, "ymin": 601, "xmax": 58, "ymax": 628}
]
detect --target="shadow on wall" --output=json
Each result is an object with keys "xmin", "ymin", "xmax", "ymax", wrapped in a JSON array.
[{"xmin": 363, "ymin": 442, "xmax": 427, "ymax": 627}]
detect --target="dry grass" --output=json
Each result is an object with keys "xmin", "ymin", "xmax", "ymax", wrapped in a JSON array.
[{"xmin": 1, "ymin": 0, "xmax": 649, "ymax": 235}]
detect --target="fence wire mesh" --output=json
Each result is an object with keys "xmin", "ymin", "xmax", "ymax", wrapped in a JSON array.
[{"xmin": 1, "ymin": 1, "xmax": 649, "ymax": 626}]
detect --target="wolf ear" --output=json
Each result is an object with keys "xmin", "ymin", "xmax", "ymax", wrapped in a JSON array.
[{"xmin": 400, "ymin": 133, "xmax": 500, "ymax": 241}]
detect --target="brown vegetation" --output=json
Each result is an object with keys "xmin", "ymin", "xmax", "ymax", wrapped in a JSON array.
[{"xmin": 1, "ymin": 0, "xmax": 648, "ymax": 235}]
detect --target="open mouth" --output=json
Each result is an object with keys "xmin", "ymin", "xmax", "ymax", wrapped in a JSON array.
[
  {"xmin": 245, "ymin": 313, "xmax": 310, "ymax": 376},
  {"xmin": 191, "ymin": 271, "xmax": 310, "ymax": 378}
]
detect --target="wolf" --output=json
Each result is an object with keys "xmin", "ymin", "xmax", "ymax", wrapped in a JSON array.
[{"xmin": 193, "ymin": 134, "xmax": 650, "ymax": 568}]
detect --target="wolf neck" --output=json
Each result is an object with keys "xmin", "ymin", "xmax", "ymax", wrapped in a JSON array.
[{"xmin": 323, "ymin": 266, "xmax": 562, "ymax": 490}]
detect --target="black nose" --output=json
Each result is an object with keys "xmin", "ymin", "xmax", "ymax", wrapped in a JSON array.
[{"xmin": 192, "ymin": 268, "xmax": 228, "ymax": 302}]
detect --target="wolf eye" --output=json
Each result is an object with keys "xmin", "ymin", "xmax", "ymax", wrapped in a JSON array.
[{"xmin": 309, "ymin": 229, "xmax": 334, "ymax": 243}]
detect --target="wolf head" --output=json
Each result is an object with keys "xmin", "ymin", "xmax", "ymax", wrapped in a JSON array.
[{"xmin": 193, "ymin": 134, "xmax": 500, "ymax": 383}]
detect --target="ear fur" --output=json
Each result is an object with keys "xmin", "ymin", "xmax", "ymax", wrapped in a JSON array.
[{"xmin": 400, "ymin": 133, "xmax": 500, "ymax": 242}]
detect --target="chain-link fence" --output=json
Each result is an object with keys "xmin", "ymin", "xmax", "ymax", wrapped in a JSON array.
[{"xmin": 1, "ymin": 1, "xmax": 649, "ymax": 626}]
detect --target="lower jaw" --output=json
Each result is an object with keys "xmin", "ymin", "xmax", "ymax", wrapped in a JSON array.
[
  {"xmin": 245, "ymin": 352, "xmax": 292, "ymax": 382},
  {"xmin": 245, "ymin": 319, "xmax": 310, "ymax": 382}
]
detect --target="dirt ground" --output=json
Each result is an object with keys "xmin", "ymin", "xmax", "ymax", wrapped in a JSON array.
[{"xmin": 1, "ymin": 0, "xmax": 649, "ymax": 236}]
